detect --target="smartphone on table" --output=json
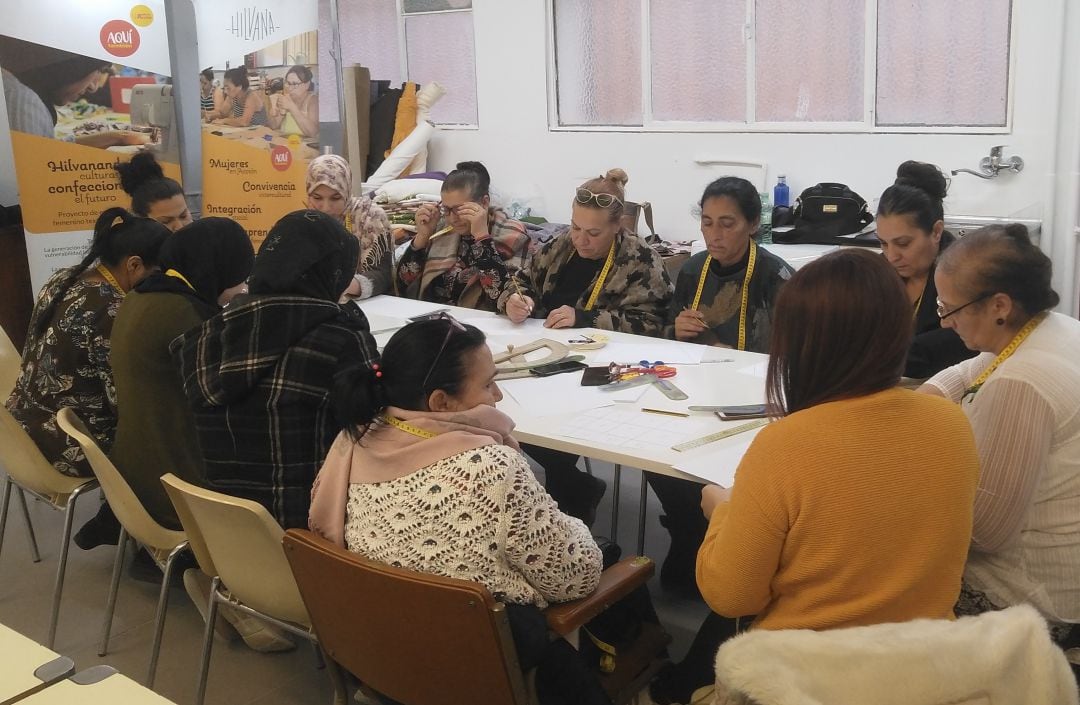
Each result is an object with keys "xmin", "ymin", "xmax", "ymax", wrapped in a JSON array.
[
  {"xmin": 529, "ymin": 360, "xmax": 588, "ymax": 377},
  {"xmin": 714, "ymin": 404, "xmax": 769, "ymax": 421}
]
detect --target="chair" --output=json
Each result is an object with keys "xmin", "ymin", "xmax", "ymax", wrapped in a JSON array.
[
  {"xmin": 55, "ymin": 408, "xmax": 188, "ymax": 686},
  {"xmin": 159, "ymin": 473, "xmax": 316, "ymax": 705},
  {"xmin": 0, "ymin": 323, "xmax": 42, "ymax": 565},
  {"xmin": 0, "ymin": 404, "xmax": 98, "ymax": 648},
  {"xmin": 711, "ymin": 604, "xmax": 1078, "ymax": 705},
  {"xmin": 282, "ymin": 528, "xmax": 667, "ymax": 705}
]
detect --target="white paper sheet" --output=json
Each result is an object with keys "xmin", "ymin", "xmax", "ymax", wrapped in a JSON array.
[
  {"xmin": 460, "ymin": 316, "xmax": 543, "ymax": 335},
  {"xmin": 595, "ymin": 342, "xmax": 706, "ymax": 366},
  {"xmin": 498, "ymin": 372, "xmax": 644, "ymax": 417},
  {"xmin": 552, "ymin": 406, "xmax": 714, "ymax": 452},
  {"xmin": 737, "ymin": 361, "xmax": 769, "ymax": 379},
  {"xmin": 672, "ymin": 430, "xmax": 763, "ymax": 488},
  {"xmin": 362, "ymin": 312, "xmax": 408, "ymax": 334}
]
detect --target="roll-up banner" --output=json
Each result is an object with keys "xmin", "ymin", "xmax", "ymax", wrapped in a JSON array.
[
  {"xmin": 194, "ymin": 1, "xmax": 319, "ymax": 250},
  {"xmin": 0, "ymin": 2, "xmax": 179, "ymax": 295}
]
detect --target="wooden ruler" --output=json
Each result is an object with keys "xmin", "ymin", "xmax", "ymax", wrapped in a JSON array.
[{"xmin": 671, "ymin": 418, "xmax": 769, "ymax": 452}]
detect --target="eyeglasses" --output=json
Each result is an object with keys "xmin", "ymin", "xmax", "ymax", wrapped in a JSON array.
[
  {"xmin": 936, "ymin": 293, "xmax": 992, "ymax": 319},
  {"xmin": 575, "ymin": 188, "xmax": 623, "ymax": 209},
  {"xmin": 285, "ymin": 80, "xmax": 306, "ymax": 87},
  {"xmin": 420, "ymin": 312, "xmax": 467, "ymax": 391},
  {"xmin": 438, "ymin": 203, "xmax": 464, "ymax": 217}
]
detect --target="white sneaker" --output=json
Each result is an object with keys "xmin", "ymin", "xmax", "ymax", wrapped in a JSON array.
[{"xmin": 183, "ymin": 569, "xmax": 295, "ymax": 653}]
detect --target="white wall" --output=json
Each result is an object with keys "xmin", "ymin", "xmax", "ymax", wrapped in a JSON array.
[
  {"xmin": 426, "ymin": 0, "xmax": 1075, "ymax": 307},
  {"xmin": 0, "ymin": 80, "xmax": 16, "ymax": 206}
]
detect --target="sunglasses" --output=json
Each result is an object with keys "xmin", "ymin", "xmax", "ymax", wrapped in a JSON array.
[
  {"xmin": 575, "ymin": 188, "xmax": 623, "ymax": 209},
  {"xmin": 936, "ymin": 293, "xmax": 992, "ymax": 319},
  {"xmin": 420, "ymin": 312, "xmax": 467, "ymax": 391}
]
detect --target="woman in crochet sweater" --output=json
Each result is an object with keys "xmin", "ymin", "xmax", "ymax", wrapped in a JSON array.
[{"xmin": 310, "ymin": 314, "xmax": 611, "ymax": 705}]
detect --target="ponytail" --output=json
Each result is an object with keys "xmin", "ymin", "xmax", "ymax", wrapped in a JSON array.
[{"xmin": 32, "ymin": 207, "xmax": 170, "ymax": 338}]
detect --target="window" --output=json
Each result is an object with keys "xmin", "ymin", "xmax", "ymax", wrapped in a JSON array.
[
  {"xmin": 330, "ymin": 0, "xmax": 478, "ymax": 126},
  {"xmin": 551, "ymin": 0, "xmax": 1013, "ymax": 131}
]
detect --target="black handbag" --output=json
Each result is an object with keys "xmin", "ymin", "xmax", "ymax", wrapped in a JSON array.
[{"xmin": 774, "ymin": 182, "xmax": 875, "ymax": 246}]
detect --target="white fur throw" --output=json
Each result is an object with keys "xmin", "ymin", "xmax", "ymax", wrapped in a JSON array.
[{"xmin": 713, "ymin": 605, "xmax": 1078, "ymax": 705}]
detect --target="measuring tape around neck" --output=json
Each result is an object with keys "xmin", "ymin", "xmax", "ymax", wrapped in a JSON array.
[
  {"xmin": 95, "ymin": 264, "xmax": 125, "ymax": 296},
  {"xmin": 963, "ymin": 311, "xmax": 1048, "ymax": 400},
  {"xmin": 690, "ymin": 241, "xmax": 757, "ymax": 350},
  {"xmin": 165, "ymin": 268, "xmax": 196, "ymax": 292},
  {"xmin": 583, "ymin": 240, "xmax": 618, "ymax": 312},
  {"xmin": 381, "ymin": 414, "xmax": 437, "ymax": 439}
]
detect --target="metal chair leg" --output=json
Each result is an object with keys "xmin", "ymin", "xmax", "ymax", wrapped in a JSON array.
[
  {"xmin": 194, "ymin": 576, "xmax": 222, "ymax": 705},
  {"xmin": 17, "ymin": 489, "xmax": 41, "ymax": 562},
  {"xmin": 47, "ymin": 482, "xmax": 93, "ymax": 648},
  {"xmin": 584, "ymin": 457, "xmax": 594, "ymax": 476},
  {"xmin": 99, "ymin": 529, "xmax": 129, "ymax": 656},
  {"xmin": 610, "ymin": 464, "xmax": 622, "ymax": 540},
  {"xmin": 146, "ymin": 542, "xmax": 189, "ymax": 687},
  {"xmin": 637, "ymin": 473, "xmax": 649, "ymax": 555},
  {"xmin": 0, "ymin": 476, "xmax": 12, "ymax": 566}
]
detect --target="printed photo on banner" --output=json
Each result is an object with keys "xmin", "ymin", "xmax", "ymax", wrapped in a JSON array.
[{"xmin": 0, "ymin": 35, "xmax": 178, "ymax": 163}]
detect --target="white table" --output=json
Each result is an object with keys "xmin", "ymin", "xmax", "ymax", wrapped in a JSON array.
[
  {"xmin": 353, "ymin": 296, "xmax": 770, "ymax": 551},
  {"xmin": 0, "ymin": 623, "xmax": 74, "ymax": 704}
]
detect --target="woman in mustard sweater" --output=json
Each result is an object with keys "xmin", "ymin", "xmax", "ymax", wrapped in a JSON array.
[{"xmin": 652, "ymin": 248, "xmax": 981, "ymax": 704}]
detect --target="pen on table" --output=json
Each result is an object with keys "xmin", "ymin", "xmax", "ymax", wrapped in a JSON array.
[{"xmin": 642, "ymin": 408, "xmax": 690, "ymax": 418}]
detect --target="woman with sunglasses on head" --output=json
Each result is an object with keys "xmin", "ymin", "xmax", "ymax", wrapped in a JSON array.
[
  {"xmin": 311, "ymin": 315, "xmax": 612, "ymax": 705},
  {"xmin": 5, "ymin": 208, "xmax": 168, "ymax": 479},
  {"xmin": 396, "ymin": 161, "xmax": 530, "ymax": 311},
  {"xmin": 305, "ymin": 154, "xmax": 393, "ymax": 299},
  {"xmin": 114, "ymin": 152, "xmax": 192, "ymax": 233},
  {"xmin": 267, "ymin": 65, "xmax": 318, "ymax": 138},
  {"xmin": 877, "ymin": 161, "xmax": 976, "ymax": 378},
  {"xmin": 919, "ymin": 224, "xmax": 1080, "ymax": 643},
  {"xmin": 652, "ymin": 248, "xmax": 981, "ymax": 705},
  {"xmin": 666, "ymin": 176, "xmax": 793, "ymax": 350},
  {"xmin": 499, "ymin": 169, "xmax": 673, "ymax": 525}
]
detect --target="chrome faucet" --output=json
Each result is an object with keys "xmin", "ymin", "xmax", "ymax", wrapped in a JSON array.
[{"xmin": 951, "ymin": 146, "xmax": 1025, "ymax": 179}]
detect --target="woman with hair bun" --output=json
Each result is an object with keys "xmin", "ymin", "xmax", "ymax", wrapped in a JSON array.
[
  {"xmin": 499, "ymin": 169, "xmax": 673, "ymax": 525},
  {"xmin": 114, "ymin": 152, "xmax": 191, "ymax": 232},
  {"xmin": 5, "ymin": 208, "xmax": 169, "ymax": 477},
  {"xmin": 876, "ymin": 160, "xmax": 975, "ymax": 378},
  {"xmin": 310, "ymin": 315, "xmax": 611, "ymax": 705},
  {"xmin": 397, "ymin": 160, "xmax": 530, "ymax": 310},
  {"xmin": 921, "ymin": 224, "xmax": 1080, "ymax": 641}
]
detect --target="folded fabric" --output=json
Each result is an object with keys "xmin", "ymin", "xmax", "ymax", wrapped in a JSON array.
[
  {"xmin": 371, "ymin": 176, "xmax": 445, "ymax": 204},
  {"xmin": 364, "ymin": 120, "xmax": 437, "ymax": 189}
]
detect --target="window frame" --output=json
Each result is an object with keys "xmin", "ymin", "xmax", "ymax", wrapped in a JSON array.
[
  {"xmin": 394, "ymin": 0, "xmax": 479, "ymax": 129},
  {"xmin": 545, "ymin": 0, "xmax": 1016, "ymax": 135}
]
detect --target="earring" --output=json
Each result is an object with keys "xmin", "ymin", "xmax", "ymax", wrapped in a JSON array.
[{"xmin": 996, "ymin": 318, "xmax": 1005, "ymax": 325}]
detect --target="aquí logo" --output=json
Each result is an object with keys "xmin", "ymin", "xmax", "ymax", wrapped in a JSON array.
[
  {"xmin": 270, "ymin": 145, "xmax": 292, "ymax": 172},
  {"xmin": 100, "ymin": 19, "xmax": 141, "ymax": 58}
]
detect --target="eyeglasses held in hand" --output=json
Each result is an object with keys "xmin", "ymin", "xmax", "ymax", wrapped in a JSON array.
[
  {"xmin": 420, "ymin": 312, "xmax": 467, "ymax": 391},
  {"xmin": 936, "ymin": 292, "xmax": 992, "ymax": 319},
  {"xmin": 575, "ymin": 188, "xmax": 623, "ymax": 209},
  {"xmin": 285, "ymin": 80, "xmax": 306, "ymax": 88}
]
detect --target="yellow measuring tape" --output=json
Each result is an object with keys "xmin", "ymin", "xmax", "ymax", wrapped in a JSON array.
[
  {"xmin": 95, "ymin": 264, "xmax": 125, "ymax": 296},
  {"xmin": 689, "ymin": 242, "xmax": 757, "ymax": 351},
  {"xmin": 583, "ymin": 241, "xmax": 617, "ymax": 312},
  {"xmin": 165, "ymin": 268, "xmax": 196, "ymax": 292},
  {"xmin": 963, "ymin": 311, "xmax": 1047, "ymax": 400},
  {"xmin": 381, "ymin": 414, "xmax": 437, "ymax": 439}
]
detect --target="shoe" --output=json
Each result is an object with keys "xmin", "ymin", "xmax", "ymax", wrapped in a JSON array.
[
  {"xmin": 128, "ymin": 548, "xmax": 192, "ymax": 588},
  {"xmin": 183, "ymin": 569, "xmax": 296, "ymax": 653},
  {"xmin": 579, "ymin": 475, "xmax": 608, "ymax": 528},
  {"xmin": 659, "ymin": 538, "xmax": 702, "ymax": 600},
  {"xmin": 74, "ymin": 505, "xmax": 121, "ymax": 550}
]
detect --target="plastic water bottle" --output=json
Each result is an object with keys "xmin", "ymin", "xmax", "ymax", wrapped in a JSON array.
[
  {"xmin": 758, "ymin": 192, "xmax": 772, "ymax": 244},
  {"xmin": 773, "ymin": 175, "xmax": 790, "ymax": 208}
]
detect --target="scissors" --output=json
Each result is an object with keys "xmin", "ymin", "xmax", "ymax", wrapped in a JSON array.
[{"xmin": 601, "ymin": 362, "xmax": 688, "ymax": 400}]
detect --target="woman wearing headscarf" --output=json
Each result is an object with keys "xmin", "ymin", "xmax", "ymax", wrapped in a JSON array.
[
  {"xmin": 305, "ymin": 154, "xmax": 394, "ymax": 299},
  {"xmin": 174, "ymin": 210, "xmax": 379, "ymax": 531},
  {"xmin": 103, "ymin": 218, "xmax": 255, "ymax": 535}
]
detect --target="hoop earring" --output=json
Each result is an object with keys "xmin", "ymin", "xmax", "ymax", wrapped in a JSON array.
[{"xmin": 996, "ymin": 318, "xmax": 1005, "ymax": 325}]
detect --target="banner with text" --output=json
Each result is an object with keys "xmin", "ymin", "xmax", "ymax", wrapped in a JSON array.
[
  {"xmin": 0, "ymin": 1, "xmax": 179, "ymax": 294},
  {"xmin": 194, "ymin": 0, "xmax": 319, "ymax": 249}
]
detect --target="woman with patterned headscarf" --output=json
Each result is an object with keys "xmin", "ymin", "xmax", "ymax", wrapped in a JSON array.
[{"xmin": 305, "ymin": 154, "xmax": 394, "ymax": 299}]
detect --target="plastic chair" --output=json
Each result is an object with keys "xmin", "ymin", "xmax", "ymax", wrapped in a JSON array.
[
  {"xmin": 0, "ymin": 405, "xmax": 99, "ymax": 648},
  {"xmin": 0, "ymin": 323, "xmax": 42, "ymax": 567},
  {"xmin": 282, "ymin": 528, "xmax": 667, "ymax": 705},
  {"xmin": 159, "ymin": 473, "xmax": 316, "ymax": 705},
  {"xmin": 55, "ymin": 408, "xmax": 189, "ymax": 686}
]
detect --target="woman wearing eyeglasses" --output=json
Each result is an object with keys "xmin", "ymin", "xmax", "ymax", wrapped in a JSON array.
[
  {"xmin": 310, "ymin": 315, "xmax": 612, "ymax": 705},
  {"xmin": 876, "ymin": 161, "xmax": 976, "ymax": 378},
  {"xmin": 396, "ymin": 161, "xmax": 530, "ymax": 311},
  {"xmin": 501, "ymin": 168, "xmax": 672, "ymax": 335},
  {"xmin": 267, "ymin": 65, "xmax": 318, "ymax": 138},
  {"xmin": 500, "ymin": 169, "xmax": 673, "ymax": 525},
  {"xmin": 919, "ymin": 224, "xmax": 1080, "ymax": 643}
]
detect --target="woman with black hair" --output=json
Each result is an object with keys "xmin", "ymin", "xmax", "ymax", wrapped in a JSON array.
[
  {"xmin": 309, "ymin": 316, "xmax": 611, "ymax": 705},
  {"xmin": 0, "ymin": 37, "xmax": 146, "ymax": 148},
  {"xmin": 106, "ymin": 218, "xmax": 255, "ymax": 533},
  {"xmin": 5, "ymin": 208, "xmax": 168, "ymax": 477},
  {"xmin": 397, "ymin": 161, "xmax": 530, "ymax": 310},
  {"xmin": 199, "ymin": 68, "xmax": 226, "ymax": 120},
  {"xmin": 114, "ymin": 152, "xmax": 191, "ymax": 232},
  {"xmin": 208, "ymin": 67, "xmax": 268, "ymax": 127},
  {"xmin": 876, "ymin": 160, "xmax": 976, "ymax": 378},
  {"xmin": 267, "ymin": 65, "xmax": 318, "ymax": 137}
]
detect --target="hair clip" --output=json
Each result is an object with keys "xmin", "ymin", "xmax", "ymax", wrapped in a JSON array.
[{"xmin": 371, "ymin": 363, "xmax": 383, "ymax": 378}]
